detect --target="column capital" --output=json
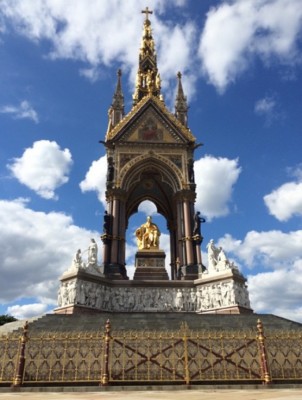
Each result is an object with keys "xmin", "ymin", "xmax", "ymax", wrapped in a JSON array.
[
  {"xmin": 106, "ymin": 188, "xmax": 127, "ymax": 202},
  {"xmin": 174, "ymin": 189, "xmax": 196, "ymax": 202}
]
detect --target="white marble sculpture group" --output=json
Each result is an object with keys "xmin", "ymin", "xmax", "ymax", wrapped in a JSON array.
[
  {"xmin": 206, "ymin": 239, "xmax": 238, "ymax": 274},
  {"xmin": 69, "ymin": 238, "xmax": 102, "ymax": 276},
  {"xmin": 57, "ymin": 239, "xmax": 251, "ymax": 313}
]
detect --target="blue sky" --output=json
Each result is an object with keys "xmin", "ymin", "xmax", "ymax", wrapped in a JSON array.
[{"xmin": 0, "ymin": 0, "xmax": 302, "ymax": 321}]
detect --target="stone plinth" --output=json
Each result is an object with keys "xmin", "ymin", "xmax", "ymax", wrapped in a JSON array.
[
  {"xmin": 133, "ymin": 249, "xmax": 168, "ymax": 280},
  {"xmin": 54, "ymin": 253, "xmax": 253, "ymax": 315},
  {"xmin": 194, "ymin": 267, "xmax": 253, "ymax": 315}
]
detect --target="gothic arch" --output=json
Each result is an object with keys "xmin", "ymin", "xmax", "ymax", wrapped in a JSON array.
[{"xmin": 120, "ymin": 152, "xmax": 183, "ymax": 193}]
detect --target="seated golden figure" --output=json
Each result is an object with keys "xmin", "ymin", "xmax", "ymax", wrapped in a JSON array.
[{"xmin": 135, "ymin": 215, "xmax": 160, "ymax": 250}]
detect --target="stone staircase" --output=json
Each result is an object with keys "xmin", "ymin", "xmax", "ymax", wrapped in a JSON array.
[{"xmin": 1, "ymin": 313, "xmax": 301, "ymax": 335}]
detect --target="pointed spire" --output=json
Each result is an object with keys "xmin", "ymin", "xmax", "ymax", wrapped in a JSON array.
[
  {"xmin": 107, "ymin": 69, "xmax": 125, "ymax": 133},
  {"xmin": 175, "ymin": 72, "xmax": 188, "ymax": 127},
  {"xmin": 133, "ymin": 7, "xmax": 163, "ymax": 106}
]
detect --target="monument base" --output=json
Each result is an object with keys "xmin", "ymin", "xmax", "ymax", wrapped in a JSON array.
[
  {"xmin": 54, "ymin": 262, "xmax": 253, "ymax": 315},
  {"xmin": 195, "ymin": 266, "xmax": 253, "ymax": 312},
  {"xmin": 133, "ymin": 249, "xmax": 168, "ymax": 280}
]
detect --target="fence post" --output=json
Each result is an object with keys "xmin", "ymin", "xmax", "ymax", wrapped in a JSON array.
[
  {"xmin": 181, "ymin": 322, "xmax": 190, "ymax": 385},
  {"xmin": 12, "ymin": 321, "xmax": 28, "ymax": 387},
  {"xmin": 257, "ymin": 319, "xmax": 272, "ymax": 385},
  {"xmin": 100, "ymin": 319, "xmax": 111, "ymax": 386}
]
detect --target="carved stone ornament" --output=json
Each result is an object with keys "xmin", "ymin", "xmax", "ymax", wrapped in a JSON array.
[{"xmin": 57, "ymin": 279, "xmax": 251, "ymax": 313}]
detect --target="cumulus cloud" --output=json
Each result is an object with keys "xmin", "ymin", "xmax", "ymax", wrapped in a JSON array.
[
  {"xmin": 199, "ymin": 0, "xmax": 302, "ymax": 92},
  {"xmin": 218, "ymin": 230, "xmax": 302, "ymax": 268},
  {"xmin": 6, "ymin": 303, "xmax": 49, "ymax": 319},
  {"xmin": 214, "ymin": 230, "xmax": 302, "ymax": 321},
  {"xmin": 7, "ymin": 140, "xmax": 73, "ymax": 200},
  {"xmin": 155, "ymin": 21, "xmax": 198, "ymax": 102},
  {"xmin": 0, "ymin": 198, "xmax": 99, "ymax": 308},
  {"xmin": 264, "ymin": 181, "xmax": 302, "ymax": 221},
  {"xmin": 194, "ymin": 155, "xmax": 241, "ymax": 220},
  {"xmin": 0, "ymin": 100, "xmax": 39, "ymax": 123},
  {"xmin": 248, "ymin": 260, "xmax": 302, "ymax": 322},
  {"xmin": 0, "ymin": 0, "xmax": 198, "ymax": 99},
  {"xmin": 79, "ymin": 155, "xmax": 107, "ymax": 206}
]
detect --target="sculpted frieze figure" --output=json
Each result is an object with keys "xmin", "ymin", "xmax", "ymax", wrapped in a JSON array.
[
  {"xmin": 57, "ymin": 287, "xmax": 63, "ymax": 307},
  {"xmin": 175, "ymin": 289, "xmax": 184, "ymax": 311},
  {"xmin": 135, "ymin": 215, "xmax": 160, "ymax": 250}
]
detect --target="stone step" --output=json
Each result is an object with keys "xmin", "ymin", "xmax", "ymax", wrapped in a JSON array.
[
  {"xmin": 2, "ymin": 313, "xmax": 301, "ymax": 335},
  {"xmin": 133, "ymin": 266, "xmax": 169, "ymax": 281}
]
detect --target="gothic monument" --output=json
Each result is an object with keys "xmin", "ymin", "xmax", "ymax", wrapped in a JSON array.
[{"xmin": 55, "ymin": 7, "xmax": 252, "ymax": 316}]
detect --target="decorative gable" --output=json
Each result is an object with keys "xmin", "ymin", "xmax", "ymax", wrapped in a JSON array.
[{"xmin": 106, "ymin": 95, "xmax": 196, "ymax": 145}]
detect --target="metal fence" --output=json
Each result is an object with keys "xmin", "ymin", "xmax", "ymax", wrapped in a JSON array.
[{"xmin": 0, "ymin": 319, "xmax": 301, "ymax": 386}]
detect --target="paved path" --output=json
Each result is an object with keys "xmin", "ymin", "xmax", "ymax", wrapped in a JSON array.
[{"xmin": 1, "ymin": 389, "xmax": 302, "ymax": 400}]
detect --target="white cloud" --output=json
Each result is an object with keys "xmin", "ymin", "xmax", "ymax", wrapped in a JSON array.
[
  {"xmin": 194, "ymin": 155, "xmax": 241, "ymax": 220},
  {"xmin": 0, "ymin": 100, "xmax": 39, "ymax": 123},
  {"xmin": 248, "ymin": 260, "xmax": 302, "ymax": 322},
  {"xmin": 288, "ymin": 164, "xmax": 302, "ymax": 181},
  {"xmin": 138, "ymin": 200, "xmax": 157, "ymax": 216},
  {"xmin": 212, "ymin": 230, "xmax": 302, "ymax": 321},
  {"xmin": 0, "ymin": 0, "xmax": 197, "ymax": 99},
  {"xmin": 254, "ymin": 96, "xmax": 276, "ymax": 115},
  {"xmin": 155, "ymin": 21, "xmax": 198, "ymax": 101},
  {"xmin": 79, "ymin": 66, "xmax": 101, "ymax": 83},
  {"xmin": 79, "ymin": 155, "xmax": 107, "ymax": 206},
  {"xmin": 2, "ymin": 1, "xmax": 302, "ymax": 95},
  {"xmin": 199, "ymin": 0, "xmax": 302, "ymax": 92},
  {"xmin": 218, "ymin": 230, "xmax": 302, "ymax": 268},
  {"xmin": 8, "ymin": 140, "xmax": 73, "ymax": 200},
  {"xmin": 254, "ymin": 95, "xmax": 283, "ymax": 125},
  {"xmin": 264, "ymin": 182, "xmax": 302, "ymax": 221},
  {"xmin": 0, "ymin": 198, "xmax": 99, "ymax": 307},
  {"xmin": 6, "ymin": 303, "xmax": 49, "ymax": 319}
]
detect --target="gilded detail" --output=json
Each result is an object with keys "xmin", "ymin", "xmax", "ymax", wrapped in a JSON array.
[{"xmin": 135, "ymin": 215, "xmax": 161, "ymax": 250}]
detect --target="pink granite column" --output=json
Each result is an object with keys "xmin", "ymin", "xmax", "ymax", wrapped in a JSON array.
[
  {"xmin": 183, "ymin": 199, "xmax": 194, "ymax": 265},
  {"xmin": 176, "ymin": 199, "xmax": 185, "ymax": 266},
  {"xmin": 118, "ymin": 200, "xmax": 126, "ymax": 266},
  {"xmin": 110, "ymin": 197, "xmax": 119, "ymax": 263}
]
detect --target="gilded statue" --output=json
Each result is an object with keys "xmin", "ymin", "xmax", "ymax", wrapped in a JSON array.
[{"xmin": 135, "ymin": 215, "xmax": 160, "ymax": 250}]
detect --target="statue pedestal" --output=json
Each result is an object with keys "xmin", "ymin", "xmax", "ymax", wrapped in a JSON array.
[
  {"xmin": 194, "ymin": 267, "xmax": 253, "ymax": 314},
  {"xmin": 133, "ymin": 249, "xmax": 169, "ymax": 281}
]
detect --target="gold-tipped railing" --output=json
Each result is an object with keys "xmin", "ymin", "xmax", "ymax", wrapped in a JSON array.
[{"xmin": 0, "ymin": 319, "xmax": 301, "ymax": 386}]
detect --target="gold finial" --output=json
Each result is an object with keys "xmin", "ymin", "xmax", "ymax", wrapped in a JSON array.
[{"xmin": 142, "ymin": 7, "xmax": 153, "ymax": 21}]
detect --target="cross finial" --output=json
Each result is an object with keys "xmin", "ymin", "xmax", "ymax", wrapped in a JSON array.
[{"xmin": 142, "ymin": 7, "xmax": 153, "ymax": 21}]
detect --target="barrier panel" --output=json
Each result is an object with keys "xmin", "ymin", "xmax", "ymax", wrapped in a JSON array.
[{"xmin": 0, "ymin": 319, "xmax": 301, "ymax": 386}]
